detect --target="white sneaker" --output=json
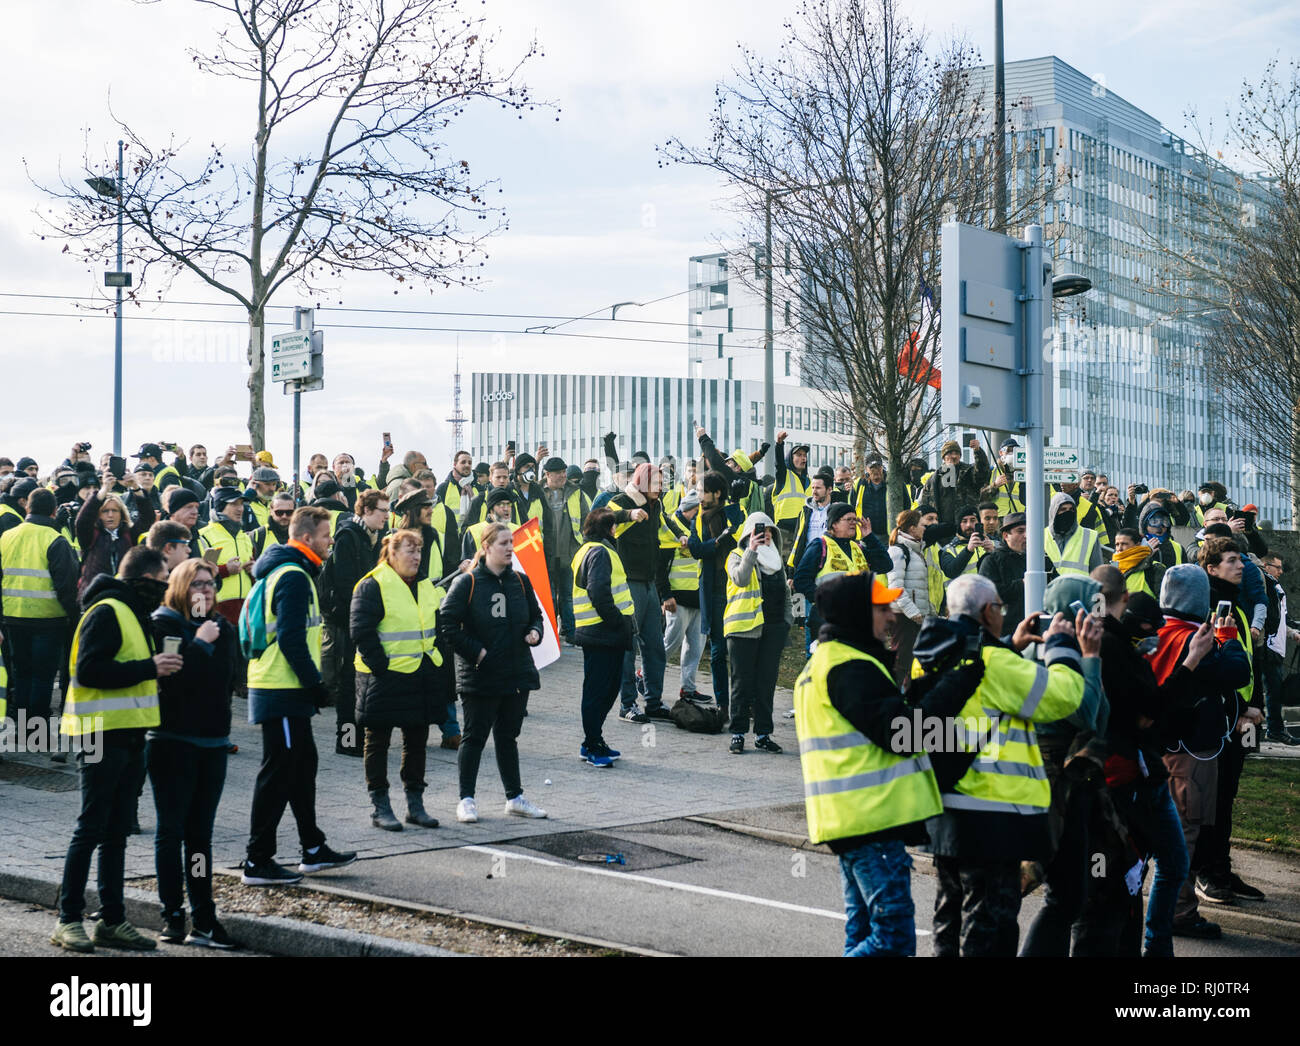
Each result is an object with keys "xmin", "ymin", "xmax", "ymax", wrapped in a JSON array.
[
  {"xmin": 456, "ymin": 797, "xmax": 479, "ymax": 823},
  {"xmin": 504, "ymin": 794, "xmax": 547, "ymax": 819}
]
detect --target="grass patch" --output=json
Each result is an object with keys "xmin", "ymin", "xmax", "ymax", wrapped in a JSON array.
[{"xmin": 1234, "ymin": 757, "xmax": 1300, "ymax": 852}]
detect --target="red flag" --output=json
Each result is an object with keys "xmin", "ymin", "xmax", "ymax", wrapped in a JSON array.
[
  {"xmin": 899, "ymin": 334, "xmax": 941, "ymax": 389},
  {"xmin": 511, "ymin": 518, "xmax": 561, "ymax": 669}
]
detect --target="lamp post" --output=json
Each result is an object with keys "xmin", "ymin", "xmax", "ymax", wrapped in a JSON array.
[{"xmin": 85, "ymin": 139, "xmax": 128, "ymax": 456}]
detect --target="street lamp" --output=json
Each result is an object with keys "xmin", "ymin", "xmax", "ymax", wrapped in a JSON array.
[{"xmin": 85, "ymin": 139, "xmax": 130, "ymax": 456}]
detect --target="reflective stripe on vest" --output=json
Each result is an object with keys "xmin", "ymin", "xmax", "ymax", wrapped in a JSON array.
[
  {"xmin": 1043, "ymin": 526, "xmax": 1098, "ymax": 576},
  {"xmin": 794, "ymin": 641, "xmax": 942, "ymax": 843},
  {"xmin": 773, "ymin": 470, "xmax": 808, "ymax": 525},
  {"xmin": 0, "ymin": 522, "xmax": 65, "ymax": 619},
  {"xmin": 658, "ymin": 485, "xmax": 683, "ymax": 549},
  {"xmin": 61, "ymin": 598, "xmax": 159, "ymax": 736},
  {"xmin": 571, "ymin": 541, "xmax": 634, "ymax": 628},
  {"xmin": 353, "ymin": 562, "xmax": 444, "ymax": 674},
  {"xmin": 723, "ymin": 548, "xmax": 764, "ymax": 637},
  {"xmin": 669, "ymin": 547, "xmax": 701, "ymax": 592},
  {"xmin": 247, "ymin": 564, "xmax": 324, "ymax": 689},
  {"xmin": 198, "ymin": 522, "xmax": 255, "ymax": 602},
  {"xmin": 815, "ymin": 536, "xmax": 868, "ymax": 588}
]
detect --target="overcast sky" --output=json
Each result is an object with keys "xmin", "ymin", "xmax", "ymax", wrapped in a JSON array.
[{"xmin": 2, "ymin": 0, "xmax": 1296, "ymax": 478}]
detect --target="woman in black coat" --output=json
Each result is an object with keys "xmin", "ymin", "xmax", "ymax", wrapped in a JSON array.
[
  {"xmin": 351, "ymin": 529, "xmax": 447, "ymax": 831},
  {"xmin": 438, "ymin": 522, "xmax": 546, "ymax": 825},
  {"xmin": 148, "ymin": 558, "xmax": 239, "ymax": 949}
]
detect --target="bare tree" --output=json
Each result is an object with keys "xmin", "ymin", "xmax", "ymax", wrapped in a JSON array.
[
  {"xmin": 34, "ymin": 0, "xmax": 541, "ymax": 447},
  {"xmin": 663, "ymin": 0, "xmax": 1052, "ymax": 517},
  {"xmin": 1146, "ymin": 60, "xmax": 1300, "ymax": 525}
]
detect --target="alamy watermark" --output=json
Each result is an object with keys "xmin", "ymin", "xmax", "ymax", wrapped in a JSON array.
[{"xmin": 0, "ymin": 713, "xmax": 103, "ymax": 762}]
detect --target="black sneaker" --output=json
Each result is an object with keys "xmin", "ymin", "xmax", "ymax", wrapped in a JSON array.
[
  {"xmin": 619, "ymin": 707, "xmax": 650, "ymax": 724},
  {"xmin": 299, "ymin": 844, "xmax": 357, "ymax": 874},
  {"xmin": 1264, "ymin": 730, "xmax": 1300, "ymax": 746},
  {"xmin": 187, "ymin": 920, "xmax": 241, "ymax": 950},
  {"xmin": 160, "ymin": 914, "xmax": 187, "ymax": 944},
  {"xmin": 1171, "ymin": 917, "xmax": 1222, "ymax": 940},
  {"xmin": 240, "ymin": 859, "xmax": 304, "ymax": 886},
  {"xmin": 729, "ymin": 735, "xmax": 744, "ymax": 754},
  {"xmin": 1195, "ymin": 875, "xmax": 1235, "ymax": 905},
  {"xmin": 645, "ymin": 706, "xmax": 675, "ymax": 721},
  {"xmin": 1225, "ymin": 872, "xmax": 1265, "ymax": 900},
  {"xmin": 754, "ymin": 735, "xmax": 783, "ymax": 754}
]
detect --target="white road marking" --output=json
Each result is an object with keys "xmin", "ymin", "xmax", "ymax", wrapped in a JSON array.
[{"xmin": 464, "ymin": 843, "xmax": 928, "ymax": 933}]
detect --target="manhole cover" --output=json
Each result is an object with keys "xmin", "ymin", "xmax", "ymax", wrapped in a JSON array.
[
  {"xmin": 512, "ymin": 831, "xmax": 695, "ymax": 871},
  {"xmin": 0, "ymin": 759, "xmax": 80, "ymax": 792}
]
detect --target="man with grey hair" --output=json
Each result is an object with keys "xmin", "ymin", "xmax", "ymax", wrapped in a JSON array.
[{"xmin": 925, "ymin": 571, "xmax": 1099, "ymax": 957}]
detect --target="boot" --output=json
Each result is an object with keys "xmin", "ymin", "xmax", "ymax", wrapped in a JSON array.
[
  {"xmin": 369, "ymin": 789, "xmax": 403, "ymax": 832},
  {"xmin": 405, "ymin": 790, "xmax": 440, "ymax": 829}
]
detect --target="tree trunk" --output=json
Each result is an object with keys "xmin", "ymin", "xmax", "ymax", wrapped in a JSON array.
[
  {"xmin": 1291, "ymin": 402, "xmax": 1300, "ymax": 531},
  {"xmin": 886, "ymin": 441, "xmax": 909, "ymax": 530},
  {"xmin": 247, "ymin": 306, "xmax": 266, "ymax": 449}
]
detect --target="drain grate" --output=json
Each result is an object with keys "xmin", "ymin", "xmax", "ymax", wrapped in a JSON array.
[
  {"xmin": 0, "ymin": 759, "xmax": 79, "ymax": 792},
  {"xmin": 511, "ymin": 831, "xmax": 696, "ymax": 871}
]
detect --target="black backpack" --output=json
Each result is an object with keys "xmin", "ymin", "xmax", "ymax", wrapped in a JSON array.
[{"xmin": 671, "ymin": 695, "xmax": 726, "ymax": 734}]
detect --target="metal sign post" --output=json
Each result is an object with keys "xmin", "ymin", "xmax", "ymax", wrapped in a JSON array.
[
  {"xmin": 271, "ymin": 308, "xmax": 324, "ymax": 503},
  {"xmin": 1021, "ymin": 226, "xmax": 1048, "ymax": 620}
]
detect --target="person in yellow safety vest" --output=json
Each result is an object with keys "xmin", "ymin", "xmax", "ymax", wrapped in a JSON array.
[
  {"xmin": 656, "ymin": 456, "xmax": 686, "ymax": 551},
  {"xmin": 197, "ymin": 488, "xmax": 256, "ymax": 622},
  {"xmin": 1054, "ymin": 481, "xmax": 1104, "ymax": 530},
  {"xmin": 1111, "ymin": 528, "xmax": 1166, "ymax": 599},
  {"xmin": 1, "ymin": 487, "xmax": 81, "ymax": 720},
  {"xmin": 435, "ymin": 450, "xmax": 475, "ymax": 522},
  {"xmin": 461, "ymin": 487, "xmax": 519, "ymax": 562},
  {"xmin": 1136, "ymin": 499, "xmax": 1185, "ymax": 569},
  {"xmin": 243, "ymin": 467, "xmax": 282, "ymax": 532},
  {"xmin": 300, "ymin": 453, "xmax": 329, "ymax": 502},
  {"xmin": 1044, "ymin": 491, "xmax": 1102, "ymax": 577},
  {"xmin": 904, "ymin": 457, "xmax": 931, "ymax": 510},
  {"xmin": 242, "ymin": 505, "xmax": 356, "ymax": 886},
  {"xmin": 131, "ymin": 442, "xmax": 184, "ymax": 496},
  {"xmin": 771, "ymin": 432, "xmax": 810, "ymax": 537},
  {"xmin": 939, "ymin": 507, "xmax": 997, "ymax": 585},
  {"xmin": 128, "ymin": 462, "xmax": 164, "ymax": 523},
  {"xmin": 51, "ymin": 545, "xmax": 182, "ymax": 953},
  {"xmin": 570, "ymin": 508, "xmax": 637, "ymax": 767},
  {"xmin": 509, "ymin": 453, "xmax": 547, "ymax": 530},
  {"xmin": 794, "ymin": 570, "xmax": 988, "ymax": 956},
  {"xmin": 662, "ymin": 491, "xmax": 708, "ymax": 701},
  {"xmin": 1190, "ymin": 481, "xmax": 1232, "ymax": 528},
  {"xmin": 250, "ymin": 492, "xmax": 295, "ymax": 560},
  {"xmin": 988, "ymin": 437, "xmax": 1026, "ymax": 519},
  {"xmin": 922, "ymin": 571, "xmax": 1095, "ymax": 957},
  {"xmin": 539, "ymin": 457, "xmax": 589, "ymax": 643},
  {"xmin": 464, "ymin": 462, "xmax": 517, "ymax": 528},
  {"xmin": 351, "ymin": 528, "xmax": 449, "ymax": 831},
  {"xmin": 0, "ymin": 473, "xmax": 34, "ymax": 537}
]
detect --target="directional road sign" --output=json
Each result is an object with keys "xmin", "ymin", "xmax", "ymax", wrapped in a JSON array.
[
  {"xmin": 1015, "ymin": 447, "xmax": 1080, "ymax": 470},
  {"xmin": 1015, "ymin": 470, "xmax": 1079, "ymax": 484}
]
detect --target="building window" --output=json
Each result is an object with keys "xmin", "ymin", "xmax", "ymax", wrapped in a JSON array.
[
  {"xmin": 751, "ymin": 401, "xmax": 759, "ymax": 425},
  {"xmin": 717, "ymin": 333, "xmax": 724, "ymax": 359},
  {"xmin": 727, "ymin": 308, "xmax": 734, "ymax": 333}
]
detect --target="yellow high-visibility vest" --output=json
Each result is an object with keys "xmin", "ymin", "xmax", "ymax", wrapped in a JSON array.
[
  {"xmin": 815, "ymin": 536, "xmax": 869, "ymax": 587},
  {"xmin": 1044, "ymin": 526, "xmax": 1099, "ymax": 576},
  {"xmin": 772, "ymin": 469, "xmax": 809, "ymax": 526},
  {"xmin": 723, "ymin": 548, "xmax": 764, "ymax": 637},
  {"xmin": 61, "ymin": 598, "xmax": 159, "ymax": 736},
  {"xmin": 0, "ymin": 522, "xmax": 66, "ymax": 620},
  {"xmin": 571, "ymin": 541, "xmax": 634, "ymax": 628},
  {"xmin": 197, "ymin": 522, "xmax": 255, "ymax": 602},
  {"xmin": 247, "ymin": 564, "xmax": 323, "ymax": 690},
  {"xmin": 353, "ymin": 561, "xmax": 443, "ymax": 674}
]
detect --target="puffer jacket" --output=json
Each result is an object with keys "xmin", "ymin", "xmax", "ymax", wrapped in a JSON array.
[
  {"xmin": 438, "ymin": 563, "xmax": 543, "ymax": 698},
  {"xmin": 888, "ymin": 532, "xmax": 931, "ymax": 622},
  {"xmin": 351, "ymin": 571, "xmax": 448, "ymax": 728}
]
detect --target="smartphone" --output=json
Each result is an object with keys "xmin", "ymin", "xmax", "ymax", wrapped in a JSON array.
[
  {"xmin": 108, "ymin": 455, "xmax": 126, "ymax": 479},
  {"xmin": 162, "ymin": 636, "xmax": 182, "ymax": 656},
  {"xmin": 1069, "ymin": 599, "xmax": 1087, "ymax": 616},
  {"xmin": 973, "ymin": 522, "xmax": 984, "ymax": 537},
  {"xmin": 1030, "ymin": 612, "xmax": 1046, "ymax": 636},
  {"xmin": 234, "ymin": 444, "xmax": 255, "ymax": 462},
  {"xmin": 1215, "ymin": 599, "xmax": 1233, "ymax": 622},
  {"xmin": 507, "ymin": 440, "xmax": 516, "ymax": 452},
  {"xmin": 753, "ymin": 522, "xmax": 766, "ymax": 537},
  {"xmin": 382, "ymin": 432, "xmax": 392, "ymax": 449},
  {"xmin": 203, "ymin": 548, "xmax": 222, "ymax": 566}
]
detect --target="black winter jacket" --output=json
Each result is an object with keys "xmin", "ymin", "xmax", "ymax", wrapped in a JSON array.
[
  {"xmin": 325, "ymin": 518, "xmax": 384, "ymax": 625},
  {"xmin": 76, "ymin": 492, "xmax": 155, "ymax": 598},
  {"xmin": 438, "ymin": 563, "xmax": 543, "ymax": 698},
  {"xmin": 149, "ymin": 607, "xmax": 235, "ymax": 739},
  {"xmin": 350, "ymin": 572, "xmax": 448, "ymax": 728},
  {"xmin": 608, "ymin": 492, "xmax": 670, "ymax": 596}
]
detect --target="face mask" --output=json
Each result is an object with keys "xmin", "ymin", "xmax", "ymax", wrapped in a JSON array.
[
  {"xmin": 1199, "ymin": 492, "xmax": 1214, "ymax": 506},
  {"xmin": 1053, "ymin": 510, "xmax": 1074, "ymax": 535},
  {"xmin": 127, "ymin": 576, "xmax": 169, "ymax": 610},
  {"xmin": 523, "ymin": 470, "xmax": 536, "ymax": 483}
]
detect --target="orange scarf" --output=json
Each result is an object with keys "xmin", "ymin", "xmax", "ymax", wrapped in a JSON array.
[
  {"xmin": 1112, "ymin": 544, "xmax": 1152, "ymax": 575},
  {"xmin": 288, "ymin": 539, "xmax": 323, "ymax": 567}
]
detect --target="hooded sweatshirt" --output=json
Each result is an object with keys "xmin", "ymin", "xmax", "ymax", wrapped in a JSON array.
[{"xmin": 1046, "ymin": 490, "xmax": 1102, "ymax": 573}]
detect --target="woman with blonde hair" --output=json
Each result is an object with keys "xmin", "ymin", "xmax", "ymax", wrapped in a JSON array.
[
  {"xmin": 350, "ymin": 529, "xmax": 448, "ymax": 831},
  {"xmin": 76, "ymin": 472, "xmax": 155, "ymax": 595},
  {"xmin": 148, "ymin": 558, "xmax": 240, "ymax": 948},
  {"xmin": 887, "ymin": 508, "xmax": 930, "ymax": 680}
]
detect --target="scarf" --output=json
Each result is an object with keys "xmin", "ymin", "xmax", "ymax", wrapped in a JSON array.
[
  {"xmin": 288, "ymin": 538, "xmax": 323, "ymax": 567},
  {"xmin": 755, "ymin": 542, "xmax": 783, "ymax": 575},
  {"xmin": 1148, "ymin": 616, "xmax": 1199, "ymax": 685},
  {"xmin": 1112, "ymin": 544, "xmax": 1152, "ymax": 575}
]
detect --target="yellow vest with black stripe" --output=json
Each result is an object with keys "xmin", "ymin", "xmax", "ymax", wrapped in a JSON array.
[
  {"xmin": 794, "ymin": 641, "xmax": 942, "ymax": 843},
  {"xmin": 723, "ymin": 548, "xmax": 764, "ymax": 637},
  {"xmin": 1044, "ymin": 526, "xmax": 1099, "ymax": 577},
  {"xmin": 198, "ymin": 522, "xmax": 255, "ymax": 602},
  {"xmin": 247, "ymin": 563, "xmax": 323, "ymax": 690},
  {"xmin": 0, "ymin": 522, "xmax": 66, "ymax": 619},
  {"xmin": 353, "ymin": 562, "xmax": 444, "ymax": 674},
  {"xmin": 571, "ymin": 541, "xmax": 634, "ymax": 629},
  {"xmin": 60, "ymin": 598, "xmax": 160, "ymax": 736},
  {"xmin": 917, "ymin": 643, "xmax": 1084, "ymax": 815},
  {"xmin": 772, "ymin": 469, "xmax": 809, "ymax": 526},
  {"xmin": 816, "ymin": 536, "xmax": 869, "ymax": 587}
]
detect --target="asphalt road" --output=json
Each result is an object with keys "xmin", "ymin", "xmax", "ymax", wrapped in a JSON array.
[{"xmin": 306, "ymin": 817, "xmax": 1300, "ymax": 958}]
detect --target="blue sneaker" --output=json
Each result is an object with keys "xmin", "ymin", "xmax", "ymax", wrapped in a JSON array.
[
  {"xmin": 582, "ymin": 747, "xmax": 614, "ymax": 768},
  {"xmin": 593, "ymin": 740, "xmax": 621, "ymax": 760}
]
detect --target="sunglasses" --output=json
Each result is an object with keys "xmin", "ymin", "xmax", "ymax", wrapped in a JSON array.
[{"xmin": 271, "ymin": 510, "xmax": 294, "ymax": 518}]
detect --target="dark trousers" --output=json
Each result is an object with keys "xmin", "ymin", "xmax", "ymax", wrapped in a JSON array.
[
  {"xmin": 458, "ymin": 692, "xmax": 527, "ymax": 800},
  {"xmin": 1262, "ymin": 648, "xmax": 1287, "ymax": 734},
  {"xmin": 704, "ymin": 594, "xmax": 728, "ymax": 716},
  {"xmin": 933, "ymin": 857, "xmax": 1022, "ymax": 957},
  {"xmin": 581, "ymin": 645, "xmax": 624, "ymax": 747},
  {"xmin": 363, "ymin": 724, "xmax": 429, "ymax": 793},
  {"xmin": 1196, "ymin": 729, "xmax": 1250, "ymax": 879},
  {"xmin": 549, "ymin": 557, "xmax": 575, "ymax": 639},
  {"xmin": 247, "ymin": 716, "xmax": 325, "ymax": 865},
  {"xmin": 5, "ymin": 620, "xmax": 65, "ymax": 719},
  {"xmin": 321, "ymin": 621, "xmax": 357, "ymax": 744},
  {"xmin": 727, "ymin": 623, "xmax": 789, "ymax": 736},
  {"xmin": 147, "ymin": 738, "xmax": 227, "ymax": 928},
  {"xmin": 58, "ymin": 740, "xmax": 146, "ymax": 925},
  {"xmin": 1020, "ymin": 785, "xmax": 1092, "ymax": 956}
]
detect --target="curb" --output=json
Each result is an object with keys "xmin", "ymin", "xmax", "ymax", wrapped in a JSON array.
[{"xmin": 0, "ymin": 869, "xmax": 458, "ymax": 958}]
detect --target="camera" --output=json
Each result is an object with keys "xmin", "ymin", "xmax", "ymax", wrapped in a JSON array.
[
  {"xmin": 1132, "ymin": 483, "xmax": 1149, "ymax": 496},
  {"xmin": 76, "ymin": 441, "xmax": 92, "ymax": 453}
]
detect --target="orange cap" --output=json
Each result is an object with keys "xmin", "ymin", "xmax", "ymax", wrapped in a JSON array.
[{"xmin": 871, "ymin": 575, "xmax": 903, "ymax": 604}]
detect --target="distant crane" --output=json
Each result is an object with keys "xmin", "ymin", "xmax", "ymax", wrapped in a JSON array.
[{"xmin": 446, "ymin": 343, "xmax": 467, "ymax": 449}]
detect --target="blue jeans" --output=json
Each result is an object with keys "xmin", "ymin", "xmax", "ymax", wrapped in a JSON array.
[
  {"xmin": 838, "ymin": 838, "xmax": 917, "ymax": 957},
  {"xmin": 620, "ymin": 580, "xmax": 666, "ymax": 711},
  {"xmin": 5, "ymin": 621, "xmax": 65, "ymax": 719},
  {"xmin": 58, "ymin": 741, "xmax": 146, "ymax": 926},
  {"xmin": 1144, "ymin": 783, "xmax": 1189, "ymax": 957},
  {"xmin": 147, "ymin": 738, "xmax": 228, "ymax": 928}
]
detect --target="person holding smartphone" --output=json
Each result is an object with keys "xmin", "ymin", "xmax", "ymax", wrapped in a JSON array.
[
  {"xmin": 147, "ymin": 559, "xmax": 240, "ymax": 948},
  {"xmin": 77, "ymin": 472, "xmax": 156, "ymax": 597}
]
